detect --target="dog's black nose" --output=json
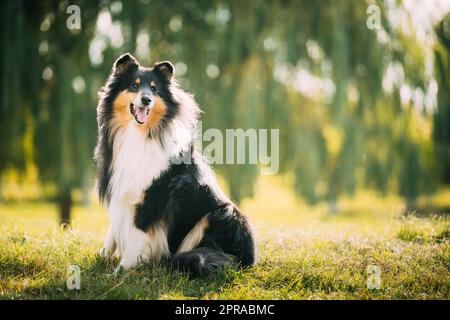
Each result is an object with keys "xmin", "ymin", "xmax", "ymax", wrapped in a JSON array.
[{"xmin": 141, "ymin": 95, "xmax": 151, "ymax": 106}]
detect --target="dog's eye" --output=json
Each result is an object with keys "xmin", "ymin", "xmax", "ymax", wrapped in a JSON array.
[
  {"xmin": 129, "ymin": 83, "xmax": 139, "ymax": 91},
  {"xmin": 151, "ymin": 86, "xmax": 158, "ymax": 94}
]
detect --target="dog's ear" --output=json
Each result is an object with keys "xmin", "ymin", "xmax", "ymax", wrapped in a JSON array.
[
  {"xmin": 113, "ymin": 53, "xmax": 139, "ymax": 74},
  {"xmin": 154, "ymin": 61, "xmax": 174, "ymax": 80}
]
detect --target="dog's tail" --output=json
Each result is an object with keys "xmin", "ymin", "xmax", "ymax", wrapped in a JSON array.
[{"xmin": 171, "ymin": 248, "xmax": 237, "ymax": 277}]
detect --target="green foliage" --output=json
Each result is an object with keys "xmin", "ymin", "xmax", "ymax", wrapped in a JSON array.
[
  {"xmin": 0, "ymin": 0, "xmax": 447, "ymax": 215},
  {"xmin": 0, "ymin": 1, "xmax": 42, "ymax": 173},
  {"xmin": 434, "ymin": 14, "xmax": 450, "ymax": 184}
]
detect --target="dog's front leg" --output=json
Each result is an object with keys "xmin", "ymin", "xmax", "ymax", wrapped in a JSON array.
[
  {"xmin": 100, "ymin": 225, "xmax": 116, "ymax": 260},
  {"xmin": 116, "ymin": 227, "xmax": 150, "ymax": 271}
]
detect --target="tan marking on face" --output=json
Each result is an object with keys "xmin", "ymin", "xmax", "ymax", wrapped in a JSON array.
[
  {"xmin": 177, "ymin": 215, "xmax": 209, "ymax": 254},
  {"xmin": 111, "ymin": 89, "xmax": 167, "ymax": 135},
  {"xmin": 112, "ymin": 90, "xmax": 135, "ymax": 131},
  {"xmin": 135, "ymin": 78, "xmax": 141, "ymax": 85},
  {"xmin": 150, "ymin": 80, "xmax": 155, "ymax": 87}
]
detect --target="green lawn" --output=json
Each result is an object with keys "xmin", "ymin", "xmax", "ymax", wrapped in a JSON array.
[{"xmin": 0, "ymin": 177, "xmax": 449, "ymax": 299}]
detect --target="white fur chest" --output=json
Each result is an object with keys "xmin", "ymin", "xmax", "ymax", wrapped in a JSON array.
[
  {"xmin": 107, "ymin": 123, "xmax": 172, "ymax": 260},
  {"xmin": 109, "ymin": 123, "xmax": 169, "ymax": 205},
  {"xmin": 105, "ymin": 116, "xmax": 193, "ymax": 264}
]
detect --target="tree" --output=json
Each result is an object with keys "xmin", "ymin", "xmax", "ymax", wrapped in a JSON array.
[
  {"xmin": 32, "ymin": 1, "xmax": 99, "ymax": 224},
  {"xmin": 434, "ymin": 14, "xmax": 450, "ymax": 185},
  {"xmin": 0, "ymin": 0, "xmax": 446, "ymax": 221},
  {"xmin": 0, "ymin": 1, "xmax": 43, "ymax": 201}
]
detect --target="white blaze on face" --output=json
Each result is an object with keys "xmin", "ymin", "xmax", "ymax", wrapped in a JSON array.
[{"xmin": 131, "ymin": 92, "xmax": 155, "ymax": 125}]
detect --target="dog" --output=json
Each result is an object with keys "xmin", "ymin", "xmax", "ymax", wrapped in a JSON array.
[{"xmin": 94, "ymin": 53, "xmax": 257, "ymax": 276}]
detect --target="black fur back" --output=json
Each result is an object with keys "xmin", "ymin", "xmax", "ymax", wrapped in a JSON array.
[{"xmin": 134, "ymin": 148, "xmax": 257, "ymax": 275}]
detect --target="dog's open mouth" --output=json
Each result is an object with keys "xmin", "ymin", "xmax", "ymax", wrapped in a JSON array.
[{"xmin": 130, "ymin": 103, "xmax": 150, "ymax": 125}]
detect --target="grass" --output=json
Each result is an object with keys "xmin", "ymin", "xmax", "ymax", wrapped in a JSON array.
[{"xmin": 0, "ymin": 176, "xmax": 449, "ymax": 299}]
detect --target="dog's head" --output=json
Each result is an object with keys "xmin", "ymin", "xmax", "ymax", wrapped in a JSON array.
[{"xmin": 101, "ymin": 53, "xmax": 181, "ymax": 136}]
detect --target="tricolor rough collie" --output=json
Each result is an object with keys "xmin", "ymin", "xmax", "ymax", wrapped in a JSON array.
[{"xmin": 94, "ymin": 53, "xmax": 257, "ymax": 275}]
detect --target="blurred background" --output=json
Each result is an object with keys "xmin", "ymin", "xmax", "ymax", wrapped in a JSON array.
[{"xmin": 1, "ymin": 0, "xmax": 450, "ymax": 226}]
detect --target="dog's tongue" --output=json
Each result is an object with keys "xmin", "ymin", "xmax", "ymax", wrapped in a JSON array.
[{"xmin": 135, "ymin": 107, "xmax": 149, "ymax": 124}]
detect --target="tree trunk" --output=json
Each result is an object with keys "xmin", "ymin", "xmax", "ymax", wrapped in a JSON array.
[
  {"xmin": 58, "ymin": 188, "xmax": 72, "ymax": 227},
  {"xmin": 81, "ymin": 172, "xmax": 91, "ymax": 207},
  {"xmin": 328, "ymin": 199, "xmax": 339, "ymax": 214},
  {"xmin": 0, "ymin": 172, "xmax": 3, "ymax": 204},
  {"xmin": 405, "ymin": 197, "xmax": 417, "ymax": 214}
]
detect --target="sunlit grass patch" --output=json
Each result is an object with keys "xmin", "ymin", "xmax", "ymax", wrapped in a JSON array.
[
  {"xmin": 1, "ymin": 179, "xmax": 450, "ymax": 299},
  {"xmin": 0, "ymin": 216, "xmax": 449, "ymax": 299},
  {"xmin": 398, "ymin": 215, "xmax": 450, "ymax": 243}
]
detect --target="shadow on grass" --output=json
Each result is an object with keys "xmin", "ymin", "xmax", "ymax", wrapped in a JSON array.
[
  {"xmin": 403, "ymin": 206, "xmax": 450, "ymax": 218},
  {"xmin": 8, "ymin": 255, "xmax": 239, "ymax": 299}
]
